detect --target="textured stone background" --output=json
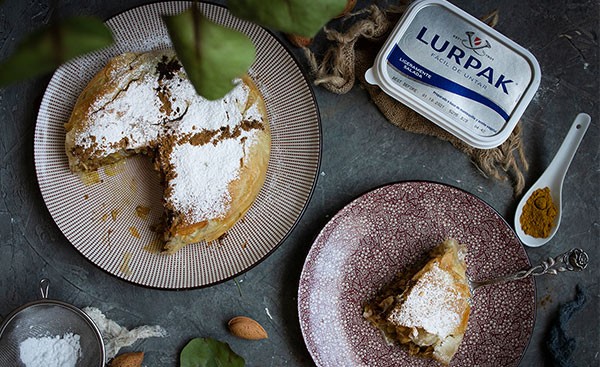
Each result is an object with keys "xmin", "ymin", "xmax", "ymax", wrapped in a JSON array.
[{"xmin": 0, "ymin": 0, "xmax": 598, "ymax": 366}]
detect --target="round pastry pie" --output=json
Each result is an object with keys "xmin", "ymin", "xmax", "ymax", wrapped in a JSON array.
[{"xmin": 65, "ymin": 49, "xmax": 270, "ymax": 254}]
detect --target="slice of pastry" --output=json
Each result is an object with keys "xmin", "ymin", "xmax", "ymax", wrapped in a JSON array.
[
  {"xmin": 65, "ymin": 49, "xmax": 270, "ymax": 254},
  {"xmin": 363, "ymin": 239, "xmax": 471, "ymax": 365},
  {"xmin": 156, "ymin": 84, "xmax": 270, "ymax": 254}
]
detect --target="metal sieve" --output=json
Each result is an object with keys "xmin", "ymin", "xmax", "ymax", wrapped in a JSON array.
[{"xmin": 0, "ymin": 279, "xmax": 105, "ymax": 366}]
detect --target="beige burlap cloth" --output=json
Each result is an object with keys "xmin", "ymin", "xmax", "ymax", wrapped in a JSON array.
[{"xmin": 303, "ymin": 4, "xmax": 528, "ymax": 195}]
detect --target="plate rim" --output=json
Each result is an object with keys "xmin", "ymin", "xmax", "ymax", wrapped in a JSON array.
[
  {"xmin": 33, "ymin": 1, "xmax": 322, "ymax": 290},
  {"xmin": 297, "ymin": 179, "xmax": 536, "ymax": 367}
]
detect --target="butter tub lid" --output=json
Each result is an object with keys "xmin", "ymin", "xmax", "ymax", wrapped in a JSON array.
[{"xmin": 365, "ymin": 0, "xmax": 541, "ymax": 149}]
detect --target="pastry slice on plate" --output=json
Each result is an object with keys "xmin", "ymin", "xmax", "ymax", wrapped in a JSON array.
[{"xmin": 364, "ymin": 238, "xmax": 471, "ymax": 365}]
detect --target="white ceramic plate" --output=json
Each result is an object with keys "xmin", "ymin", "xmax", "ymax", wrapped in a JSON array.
[
  {"xmin": 298, "ymin": 181, "xmax": 535, "ymax": 367},
  {"xmin": 34, "ymin": 2, "xmax": 321, "ymax": 289}
]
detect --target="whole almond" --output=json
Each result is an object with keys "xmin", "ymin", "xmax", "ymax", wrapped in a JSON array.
[
  {"xmin": 228, "ymin": 316, "xmax": 268, "ymax": 340},
  {"xmin": 109, "ymin": 352, "xmax": 144, "ymax": 367}
]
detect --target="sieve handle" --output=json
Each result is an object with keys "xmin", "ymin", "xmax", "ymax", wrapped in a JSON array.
[{"xmin": 39, "ymin": 278, "xmax": 50, "ymax": 299}]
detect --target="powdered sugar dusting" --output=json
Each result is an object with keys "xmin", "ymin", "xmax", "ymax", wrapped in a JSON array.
[
  {"xmin": 165, "ymin": 78, "xmax": 262, "ymax": 222},
  {"xmin": 71, "ymin": 50, "xmax": 266, "ymax": 222},
  {"xmin": 244, "ymin": 98, "xmax": 264, "ymax": 122},
  {"xmin": 138, "ymin": 34, "xmax": 172, "ymax": 51},
  {"xmin": 388, "ymin": 262, "xmax": 461, "ymax": 338},
  {"xmin": 169, "ymin": 138, "xmax": 249, "ymax": 221},
  {"xmin": 80, "ymin": 72, "xmax": 165, "ymax": 151},
  {"xmin": 169, "ymin": 79, "xmax": 250, "ymax": 134}
]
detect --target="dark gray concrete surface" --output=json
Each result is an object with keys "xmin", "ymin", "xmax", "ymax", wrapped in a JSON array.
[{"xmin": 1, "ymin": 0, "xmax": 598, "ymax": 366}]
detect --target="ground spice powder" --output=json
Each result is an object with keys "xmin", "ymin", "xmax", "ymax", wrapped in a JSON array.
[{"xmin": 520, "ymin": 187, "xmax": 558, "ymax": 238}]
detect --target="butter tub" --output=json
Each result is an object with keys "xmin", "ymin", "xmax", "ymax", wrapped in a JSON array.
[{"xmin": 365, "ymin": 0, "xmax": 541, "ymax": 149}]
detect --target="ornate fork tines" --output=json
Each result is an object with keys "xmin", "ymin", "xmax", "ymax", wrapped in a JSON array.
[{"xmin": 468, "ymin": 248, "xmax": 588, "ymax": 293}]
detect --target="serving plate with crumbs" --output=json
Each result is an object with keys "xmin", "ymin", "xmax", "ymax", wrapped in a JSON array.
[
  {"xmin": 298, "ymin": 181, "xmax": 535, "ymax": 367},
  {"xmin": 34, "ymin": 2, "xmax": 321, "ymax": 289}
]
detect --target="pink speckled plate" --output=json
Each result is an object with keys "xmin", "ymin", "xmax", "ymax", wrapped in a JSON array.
[
  {"xmin": 298, "ymin": 181, "xmax": 535, "ymax": 367},
  {"xmin": 34, "ymin": 2, "xmax": 320, "ymax": 289}
]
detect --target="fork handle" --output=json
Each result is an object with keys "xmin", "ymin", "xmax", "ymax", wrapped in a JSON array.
[
  {"xmin": 511, "ymin": 248, "xmax": 588, "ymax": 279},
  {"xmin": 477, "ymin": 248, "xmax": 588, "ymax": 288}
]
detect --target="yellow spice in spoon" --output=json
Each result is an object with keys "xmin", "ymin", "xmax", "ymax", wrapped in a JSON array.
[{"xmin": 520, "ymin": 187, "xmax": 558, "ymax": 238}]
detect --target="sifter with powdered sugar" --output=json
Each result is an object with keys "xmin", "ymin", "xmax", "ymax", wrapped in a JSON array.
[
  {"xmin": 0, "ymin": 279, "xmax": 105, "ymax": 366},
  {"xmin": 365, "ymin": 0, "xmax": 541, "ymax": 149}
]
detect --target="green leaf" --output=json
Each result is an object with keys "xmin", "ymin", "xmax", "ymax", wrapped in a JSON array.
[
  {"xmin": 228, "ymin": 0, "xmax": 347, "ymax": 38},
  {"xmin": 163, "ymin": 6, "xmax": 255, "ymax": 101},
  {"xmin": 180, "ymin": 337, "xmax": 245, "ymax": 367},
  {"xmin": 0, "ymin": 16, "xmax": 113, "ymax": 86}
]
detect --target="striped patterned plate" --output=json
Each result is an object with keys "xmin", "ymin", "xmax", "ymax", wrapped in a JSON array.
[{"xmin": 34, "ymin": 2, "xmax": 321, "ymax": 289}]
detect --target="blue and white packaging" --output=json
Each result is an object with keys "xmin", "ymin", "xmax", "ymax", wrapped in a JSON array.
[{"xmin": 365, "ymin": 0, "xmax": 541, "ymax": 149}]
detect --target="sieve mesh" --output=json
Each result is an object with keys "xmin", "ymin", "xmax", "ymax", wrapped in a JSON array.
[{"xmin": 0, "ymin": 281, "xmax": 105, "ymax": 366}]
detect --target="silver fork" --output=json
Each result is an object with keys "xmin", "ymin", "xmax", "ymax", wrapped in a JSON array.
[{"xmin": 467, "ymin": 248, "xmax": 588, "ymax": 294}]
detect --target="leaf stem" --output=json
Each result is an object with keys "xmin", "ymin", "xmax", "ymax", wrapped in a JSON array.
[{"xmin": 192, "ymin": 0, "xmax": 201, "ymax": 59}]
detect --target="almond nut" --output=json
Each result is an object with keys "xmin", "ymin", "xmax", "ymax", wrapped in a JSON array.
[
  {"xmin": 109, "ymin": 352, "xmax": 144, "ymax": 367},
  {"xmin": 228, "ymin": 316, "xmax": 268, "ymax": 340}
]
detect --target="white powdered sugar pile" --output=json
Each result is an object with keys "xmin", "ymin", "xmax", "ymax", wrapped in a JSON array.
[
  {"xmin": 19, "ymin": 333, "xmax": 81, "ymax": 367},
  {"xmin": 388, "ymin": 262, "xmax": 462, "ymax": 338}
]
